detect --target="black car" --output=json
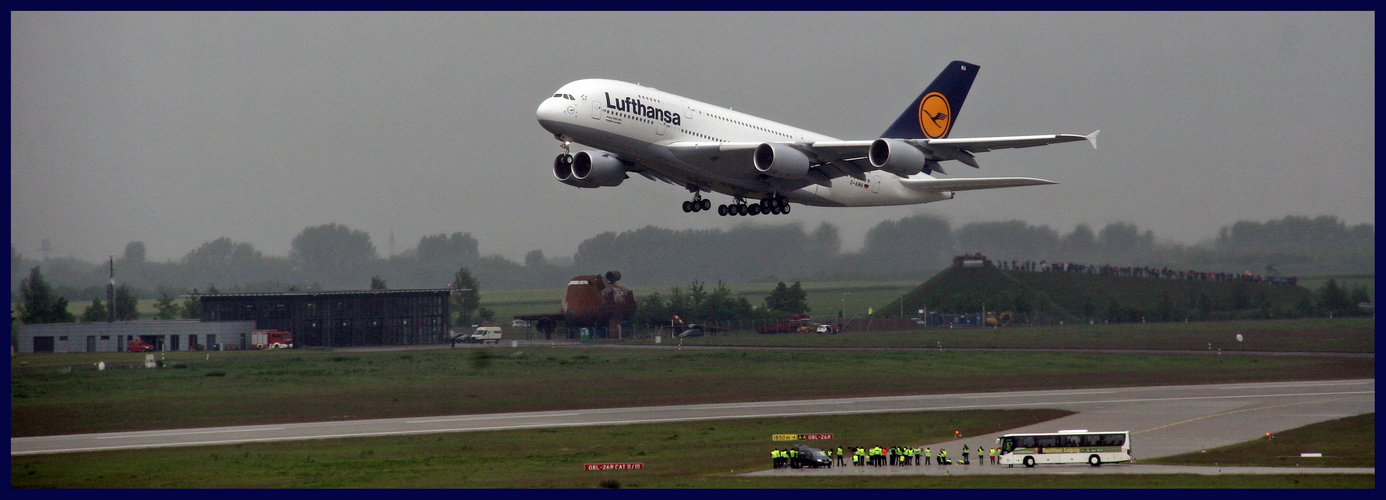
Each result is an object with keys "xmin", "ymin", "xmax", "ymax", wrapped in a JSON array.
[{"xmin": 790, "ymin": 445, "xmax": 832, "ymax": 468}]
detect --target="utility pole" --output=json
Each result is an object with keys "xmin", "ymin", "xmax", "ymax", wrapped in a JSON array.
[{"xmin": 107, "ymin": 256, "xmax": 115, "ymax": 323}]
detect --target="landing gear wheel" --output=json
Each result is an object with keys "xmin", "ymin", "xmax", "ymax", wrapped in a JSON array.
[
  {"xmin": 701, "ymin": 199, "xmax": 711, "ymax": 211},
  {"xmin": 748, "ymin": 204, "xmax": 761, "ymax": 216},
  {"xmin": 1023, "ymin": 456, "xmax": 1035, "ymax": 468},
  {"xmin": 734, "ymin": 204, "xmax": 746, "ymax": 216},
  {"xmin": 782, "ymin": 203, "xmax": 791, "ymax": 214},
  {"xmin": 682, "ymin": 201, "xmax": 692, "ymax": 213},
  {"xmin": 717, "ymin": 204, "xmax": 728, "ymax": 216},
  {"xmin": 1088, "ymin": 455, "xmax": 1101, "ymax": 467}
]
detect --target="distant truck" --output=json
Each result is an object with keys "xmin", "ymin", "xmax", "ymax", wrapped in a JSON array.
[
  {"xmin": 126, "ymin": 339, "xmax": 155, "ymax": 352},
  {"xmin": 251, "ymin": 330, "xmax": 294, "ymax": 349},
  {"xmin": 451, "ymin": 326, "xmax": 503, "ymax": 345},
  {"xmin": 756, "ymin": 314, "xmax": 813, "ymax": 334}
]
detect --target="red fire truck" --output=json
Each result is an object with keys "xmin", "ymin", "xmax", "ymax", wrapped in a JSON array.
[{"xmin": 251, "ymin": 330, "xmax": 294, "ymax": 349}]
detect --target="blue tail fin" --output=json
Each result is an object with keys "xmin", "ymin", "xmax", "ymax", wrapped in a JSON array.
[{"xmin": 880, "ymin": 60, "xmax": 979, "ymax": 139}]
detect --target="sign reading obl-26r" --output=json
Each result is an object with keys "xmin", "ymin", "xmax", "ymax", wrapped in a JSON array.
[
  {"xmin": 772, "ymin": 433, "xmax": 833, "ymax": 441},
  {"xmin": 585, "ymin": 463, "xmax": 643, "ymax": 471}
]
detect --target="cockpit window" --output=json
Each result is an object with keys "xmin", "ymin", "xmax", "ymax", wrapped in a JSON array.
[{"xmin": 553, "ymin": 93, "xmax": 563, "ymax": 98}]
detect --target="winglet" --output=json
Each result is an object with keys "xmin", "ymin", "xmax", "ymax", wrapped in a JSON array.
[{"xmin": 1085, "ymin": 130, "xmax": 1100, "ymax": 149}]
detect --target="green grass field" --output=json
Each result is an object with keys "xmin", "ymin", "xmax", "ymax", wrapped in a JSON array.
[
  {"xmin": 1146, "ymin": 413, "xmax": 1375, "ymax": 468},
  {"xmin": 11, "ymin": 316, "xmax": 1375, "ymax": 489},
  {"xmin": 10, "ymin": 409, "xmax": 1373, "ymax": 488},
  {"xmin": 12, "ymin": 337, "xmax": 1375, "ymax": 437}
]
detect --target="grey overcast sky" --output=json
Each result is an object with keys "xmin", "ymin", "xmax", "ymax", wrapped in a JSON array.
[{"xmin": 10, "ymin": 12, "xmax": 1375, "ymax": 264}]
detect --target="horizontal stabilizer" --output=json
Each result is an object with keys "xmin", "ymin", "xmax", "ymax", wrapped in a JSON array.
[{"xmin": 901, "ymin": 176, "xmax": 1057, "ymax": 192}]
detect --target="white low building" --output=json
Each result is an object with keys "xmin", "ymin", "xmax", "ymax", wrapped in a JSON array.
[{"xmin": 15, "ymin": 320, "xmax": 257, "ymax": 354}]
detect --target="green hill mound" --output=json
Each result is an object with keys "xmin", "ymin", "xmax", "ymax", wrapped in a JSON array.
[{"xmin": 886, "ymin": 265, "xmax": 1315, "ymax": 324}]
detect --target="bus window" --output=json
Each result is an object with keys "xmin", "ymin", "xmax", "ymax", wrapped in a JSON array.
[
  {"xmin": 1100, "ymin": 434, "xmax": 1126, "ymax": 446},
  {"xmin": 1061, "ymin": 435, "xmax": 1081, "ymax": 447},
  {"xmin": 1036, "ymin": 436, "xmax": 1059, "ymax": 448},
  {"xmin": 1001, "ymin": 437, "xmax": 1016, "ymax": 453},
  {"xmin": 1015, "ymin": 436, "xmax": 1035, "ymax": 449}
]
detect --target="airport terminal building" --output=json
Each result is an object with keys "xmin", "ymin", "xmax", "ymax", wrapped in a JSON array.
[
  {"xmin": 199, "ymin": 289, "xmax": 451, "ymax": 348},
  {"xmin": 15, "ymin": 289, "xmax": 452, "ymax": 353}
]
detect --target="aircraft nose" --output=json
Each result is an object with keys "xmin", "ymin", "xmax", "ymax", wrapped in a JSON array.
[{"xmin": 536, "ymin": 96, "xmax": 567, "ymax": 122}]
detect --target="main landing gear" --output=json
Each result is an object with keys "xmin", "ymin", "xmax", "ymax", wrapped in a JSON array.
[
  {"xmin": 682, "ymin": 192, "xmax": 712, "ymax": 213},
  {"xmin": 714, "ymin": 195, "xmax": 790, "ymax": 217}
]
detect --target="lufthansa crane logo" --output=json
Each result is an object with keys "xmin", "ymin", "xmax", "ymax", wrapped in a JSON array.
[{"xmin": 917, "ymin": 92, "xmax": 951, "ymax": 139}]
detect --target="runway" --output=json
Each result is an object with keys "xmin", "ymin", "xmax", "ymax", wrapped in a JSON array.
[{"xmin": 12, "ymin": 379, "xmax": 1374, "ymax": 462}]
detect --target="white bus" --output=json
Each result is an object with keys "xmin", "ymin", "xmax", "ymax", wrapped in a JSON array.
[{"xmin": 997, "ymin": 429, "xmax": 1131, "ymax": 468}]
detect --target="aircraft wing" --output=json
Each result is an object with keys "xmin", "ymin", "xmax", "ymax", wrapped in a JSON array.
[
  {"xmin": 664, "ymin": 130, "xmax": 1095, "ymax": 178},
  {"xmin": 927, "ymin": 131, "xmax": 1098, "ymax": 153},
  {"xmin": 900, "ymin": 176, "xmax": 1057, "ymax": 192},
  {"xmin": 808, "ymin": 130, "xmax": 1098, "ymax": 169}
]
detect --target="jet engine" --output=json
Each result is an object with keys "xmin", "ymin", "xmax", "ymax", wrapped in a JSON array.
[
  {"xmin": 572, "ymin": 151, "xmax": 628, "ymax": 187},
  {"xmin": 553, "ymin": 151, "xmax": 627, "ymax": 188},
  {"xmin": 553, "ymin": 153, "xmax": 578, "ymax": 185},
  {"xmin": 868, "ymin": 138, "xmax": 928, "ymax": 177},
  {"xmin": 752, "ymin": 143, "xmax": 811, "ymax": 179}
]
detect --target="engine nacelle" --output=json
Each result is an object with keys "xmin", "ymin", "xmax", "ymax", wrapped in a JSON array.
[
  {"xmin": 868, "ymin": 138, "xmax": 928, "ymax": 177},
  {"xmin": 553, "ymin": 153, "xmax": 579, "ymax": 185},
  {"xmin": 572, "ymin": 151, "xmax": 628, "ymax": 187},
  {"xmin": 753, "ymin": 143, "xmax": 811, "ymax": 179}
]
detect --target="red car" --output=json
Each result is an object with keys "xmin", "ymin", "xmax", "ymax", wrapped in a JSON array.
[{"xmin": 127, "ymin": 339, "xmax": 155, "ymax": 352}]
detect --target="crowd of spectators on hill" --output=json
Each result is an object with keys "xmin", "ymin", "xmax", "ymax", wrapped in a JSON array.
[{"xmin": 979, "ymin": 257, "xmax": 1299, "ymax": 286}]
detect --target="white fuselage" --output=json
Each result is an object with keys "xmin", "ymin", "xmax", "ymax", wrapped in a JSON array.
[{"xmin": 536, "ymin": 79, "xmax": 950, "ymax": 207}]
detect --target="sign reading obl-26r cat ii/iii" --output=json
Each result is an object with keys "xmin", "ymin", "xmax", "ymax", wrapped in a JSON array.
[{"xmin": 772, "ymin": 433, "xmax": 833, "ymax": 441}]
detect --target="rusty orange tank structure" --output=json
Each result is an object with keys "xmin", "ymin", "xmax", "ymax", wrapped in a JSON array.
[{"xmin": 516, "ymin": 271, "xmax": 637, "ymax": 340}]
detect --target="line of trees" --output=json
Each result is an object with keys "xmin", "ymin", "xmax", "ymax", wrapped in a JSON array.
[
  {"xmin": 10, "ymin": 215, "xmax": 1374, "ymax": 305},
  {"xmin": 631, "ymin": 280, "xmax": 811, "ymax": 327}
]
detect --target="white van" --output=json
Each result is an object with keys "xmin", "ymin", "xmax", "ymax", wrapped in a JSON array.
[{"xmin": 462, "ymin": 326, "xmax": 503, "ymax": 344}]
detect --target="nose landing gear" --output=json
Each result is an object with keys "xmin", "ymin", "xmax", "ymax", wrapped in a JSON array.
[{"xmin": 555, "ymin": 140, "xmax": 573, "ymax": 168}]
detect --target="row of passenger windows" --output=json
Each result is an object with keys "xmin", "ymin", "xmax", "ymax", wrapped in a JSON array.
[
  {"xmin": 707, "ymin": 113, "xmax": 792, "ymax": 138},
  {"xmin": 682, "ymin": 130, "xmax": 725, "ymax": 142},
  {"xmin": 1008, "ymin": 434, "xmax": 1126, "ymax": 449},
  {"xmin": 612, "ymin": 110, "xmax": 656, "ymax": 125}
]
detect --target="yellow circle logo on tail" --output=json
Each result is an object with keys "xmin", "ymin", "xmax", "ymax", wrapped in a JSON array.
[{"xmin": 918, "ymin": 92, "xmax": 952, "ymax": 139}]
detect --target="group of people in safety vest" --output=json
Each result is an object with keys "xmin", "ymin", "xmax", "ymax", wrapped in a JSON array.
[
  {"xmin": 772, "ymin": 443, "xmax": 1005, "ymax": 469},
  {"xmin": 770, "ymin": 445, "xmax": 832, "ymax": 469}
]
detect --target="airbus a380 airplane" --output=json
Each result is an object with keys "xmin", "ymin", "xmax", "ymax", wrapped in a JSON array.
[{"xmin": 536, "ymin": 60, "xmax": 1098, "ymax": 216}]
